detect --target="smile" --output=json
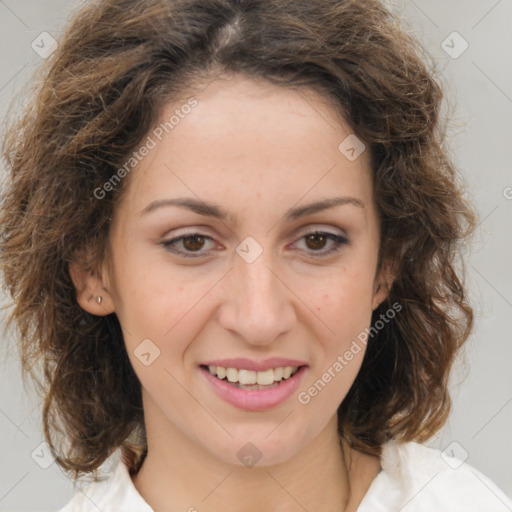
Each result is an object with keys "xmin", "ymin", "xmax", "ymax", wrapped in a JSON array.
[
  {"xmin": 199, "ymin": 363, "xmax": 308, "ymax": 411},
  {"xmin": 204, "ymin": 365, "xmax": 300, "ymax": 388}
]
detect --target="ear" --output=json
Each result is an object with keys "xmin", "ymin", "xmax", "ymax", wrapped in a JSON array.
[
  {"xmin": 372, "ymin": 259, "xmax": 397, "ymax": 311},
  {"xmin": 68, "ymin": 261, "xmax": 115, "ymax": 316}
]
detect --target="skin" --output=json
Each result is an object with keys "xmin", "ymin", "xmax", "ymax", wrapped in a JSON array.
[{"xmin": 70, "ymin": 73, "xmax": 394, "ymax": 512}]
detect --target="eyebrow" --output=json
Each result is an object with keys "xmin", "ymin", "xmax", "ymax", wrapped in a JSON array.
[{"xmin": 140, "ymin": 196, "xmax": 365, "ymax": 221}]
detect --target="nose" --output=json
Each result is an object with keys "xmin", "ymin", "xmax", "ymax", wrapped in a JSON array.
[{"xmin": 216, "ymin": 250, "xmax": 296, "ymax": 346}]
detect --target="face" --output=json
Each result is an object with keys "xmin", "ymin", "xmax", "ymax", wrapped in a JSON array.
[{"xmin": 74, "ymin": 74, "xmax": 392, "ymax": 468}]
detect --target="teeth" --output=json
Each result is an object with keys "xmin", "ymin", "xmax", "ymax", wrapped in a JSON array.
[
  {"xmin": 226, "ymin": 367, "xmax": 238, "ymax": 383},
  {"xmin": 256, "ymin": 369, "xmax": 274, "ymax": 386},
  {"xmin": 238, "ymin": 369, "xmax": 256, "ymax": 385},
  {"xmin": 206, "ymin": 365, "xmax": 299, "ymax": 384}
]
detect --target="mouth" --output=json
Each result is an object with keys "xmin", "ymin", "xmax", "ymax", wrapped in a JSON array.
[
  {"xmin": 198, "ymin": 361, "xmax": 308, "ymax": 411},
  {"xmin": 200, "ymin": 364, "xmax": 303, "ymax": 390}
]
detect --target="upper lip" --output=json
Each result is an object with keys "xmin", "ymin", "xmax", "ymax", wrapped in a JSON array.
[{"xmin": 200, "ymin": 357, "xmax": 308, "ymax": 372}]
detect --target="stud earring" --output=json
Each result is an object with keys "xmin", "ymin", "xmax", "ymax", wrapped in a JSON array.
[{"xmin": 96, "ymin": 296, "xmax": 103, "ymax": 304}]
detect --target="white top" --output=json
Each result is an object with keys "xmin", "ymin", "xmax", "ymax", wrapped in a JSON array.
[{"xmin": 58, "ymin": 440, "xmax": 512, "ymax": 511}]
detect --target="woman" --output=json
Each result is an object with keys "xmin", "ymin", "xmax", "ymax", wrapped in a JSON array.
[{"xmin": 1, "ymin": 0, "xmax": 510, "ymax": 510}]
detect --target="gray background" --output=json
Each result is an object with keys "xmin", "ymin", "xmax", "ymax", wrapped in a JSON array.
[{"xmin": 0, "ymin": 0, "xmax": 511, "ymax": 510}]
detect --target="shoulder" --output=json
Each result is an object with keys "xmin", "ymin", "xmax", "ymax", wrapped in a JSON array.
[
  {"xmin": 357, "ymin": 440, "xmax": 512, "ymax": 512},
  {"xmin": 58, "ymin": 455, "xmax": 153, "ymax": 512}
]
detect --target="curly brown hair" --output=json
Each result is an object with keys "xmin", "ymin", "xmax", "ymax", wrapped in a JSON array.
[{"xmin": 0, "ymin": 0, "xmax": 476, "ymax": 484}]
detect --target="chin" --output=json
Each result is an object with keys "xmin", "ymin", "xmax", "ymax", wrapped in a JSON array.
[{"xmin": 205, "ymin": 428, "xmax": 310, "ymax": 469}]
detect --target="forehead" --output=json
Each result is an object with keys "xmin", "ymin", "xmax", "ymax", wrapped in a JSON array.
[{"xmin": 118, "ymin": 74, "xmax": 374, "ymax": 219}]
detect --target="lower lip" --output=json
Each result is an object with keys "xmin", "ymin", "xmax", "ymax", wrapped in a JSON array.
[{"xmin": 200, "ymin": 366, "xmax": 308, "ymax": 411}]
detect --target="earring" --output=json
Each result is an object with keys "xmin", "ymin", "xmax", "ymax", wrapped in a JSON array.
[{"xmin": 96, "ymin": 296, "xmax": 103, "ymax": 304}]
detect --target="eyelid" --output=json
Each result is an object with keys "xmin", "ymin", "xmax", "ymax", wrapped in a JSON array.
[
  {"xmin": 290, "ymin": 223, "xmax": 348, "ymax": 243},
  {"xmin": 293, "ymin": 223, "xmax": 347, "ymax": 238}
]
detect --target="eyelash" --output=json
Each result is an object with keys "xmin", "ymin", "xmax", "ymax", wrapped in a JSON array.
[{"xmin": 160, "ymin": 231, "xmax": 349, "ymax": 258}]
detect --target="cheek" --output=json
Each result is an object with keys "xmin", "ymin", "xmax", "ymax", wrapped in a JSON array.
[
  {"xmin": 295, "ymin": 268, "xmax": 374, "ymax": 414},
  {"xmin": 304, "ymin": 263, "xmax": 375, "ymax": 339},
  {"xmin": 111, "ymin": 248, "xmax": 219, "ymax": 357}
]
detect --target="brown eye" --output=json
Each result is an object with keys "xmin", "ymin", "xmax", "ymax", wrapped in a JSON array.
[
  {"xmin": 182, "ymin": 235, "xmax": 206, "ymax": 251},
  {"xmin": 305, "ymin": 233, "xmax": 328, "ymax": 250},
  {"xmin": 294, "ymin": 231, "xmax": 349, "ymax": 256},
  {"xmin": 161, "ymin": 233, "xmax": 216, "ymax": 257}
]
